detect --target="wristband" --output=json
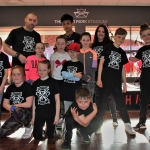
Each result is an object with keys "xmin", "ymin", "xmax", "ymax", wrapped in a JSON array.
[
  {"xmin": 15, "ymin": 52, "xmax": 21, "ymax": 58},
  {"xmin": 10, "ymin": 105, "xmax": 16, "ymax": 111}
]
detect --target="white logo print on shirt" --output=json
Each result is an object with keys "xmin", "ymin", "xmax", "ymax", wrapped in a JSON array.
[
  {"xmin": 93, "ymin": 46, "xmax": 103, "ymax": 59},
  {"xmin": 0, "ymin": 61, "xmax": 4, "ymax": 78},
  {"xmin": 108, "ymin": 51, "xmax": 121, "ymax": 70},
  {"xmin": 36, "ymin": 86, "xmax": 50, "ymax": 105},
  {"xmin": 65, "ymin": 66, "xmax": 77, "ymax": 83},
  {"xmin": 22, "ymin": 36, "xmax": 35, "ymax": 52},
  {"xmin": 67, "ymin": 40, "xmax": 74, "ymax": 46},
  {"xmin": 142, "ymin": 50, "xmax": 150, "ymax": 68},
  {"xmin": 10, "ymin": 92, "xmax": 24, "ymax": 104}
]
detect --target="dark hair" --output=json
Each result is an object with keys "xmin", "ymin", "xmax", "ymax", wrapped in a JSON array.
[
  {"xmin": 61, "ymin": 14, "xmax": 73, "ymax": 23},
  {"xmin": 56, "ymin": 35, "xmax": 67, "ymax": 43},
  {"xmin": 93, "ymin": 24, "xmax": 110, "ymax": 45},
  {"xmin": 38, "ymin": 60, "xmax": 51, "ymax": 69},
  {"xmin": 80, "ymin": 32, "xmax": 91, "ymax": 40},
  {"xmin": 0, "ymin": 37, "xmax": 2, "ymax": 45},
  {"xmin": 115, "ymin": 27, "xmax": 127, "ymax": 36},
  {"xmin": 75, "ymin": 87, "xmax": 91, "ymax": 99},
  {"xmin": 140, "ymin": 23, "xmax": 150, "ymax": 35}
]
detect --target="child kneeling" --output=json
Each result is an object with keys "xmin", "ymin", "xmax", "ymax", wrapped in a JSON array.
[{"xmin": 61, "ymin": 87, "xmax": 102, "ymax": 150}]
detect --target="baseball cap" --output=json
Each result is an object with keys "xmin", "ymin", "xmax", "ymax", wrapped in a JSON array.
[{"xmin": 67, "ymin": 43, "xmax": 80, "ymax": 52}]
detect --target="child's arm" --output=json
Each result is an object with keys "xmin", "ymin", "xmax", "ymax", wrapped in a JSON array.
[
  {"xmin": 53, "ymin": 93, "xmax": 60, "ymax": 125},
  {"xmin": 96, "ymin": 56, "xmax": 105, "ymax": 88},
  {"xmin": 31, "ymin": 97, "xmax": 35, "ymax": 125},
  {"xmin": 129, "ymin": 57, "xmax": 139, "ymax": 62},
  {"xmin": 50, "ymin": 60, "xmax": 54, "ymax": 78},
  {"xmin": 62, "ymin": 71, "xmax": 82, "ymax": 81},
  {"xmin": 122, "ymin": 65, "xmax": 127, "ymax": 93},
  {"xmin": 0, "ymin": 69, "xmax": 8, "ymax": 94},
  {"xmin": 3, "ymin": 98, "xmax": 11, "ymax": 112}
]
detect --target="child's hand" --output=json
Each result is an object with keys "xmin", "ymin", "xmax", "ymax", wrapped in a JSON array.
[
  {"xmin": 92, "ymin": 103, "xmax": 98, "ymax": 114},
  {"xmin": 96, "ymin": 80, "xmax": 103, "ymax": 88},
  {"xmin": 0, "ymin": 86, "xmax": 3, "ymax": 94},
  {"xmin": 122, "ymin": 84, "xmax": 127, "ymax": 93},
  {"xmin": 74, "ymin": 72, "xmax": 82, "ymax": 78},
  {"xmin": 71, "ymin": 107, "xmax": 79, "ymax": 120},
  {"xmin": 53, "ymin": 115, "xmax": 59, "ymax": 125},
  {"xmin": 30, "ymin": 118, "xmax": 34, "ymax": 125}
]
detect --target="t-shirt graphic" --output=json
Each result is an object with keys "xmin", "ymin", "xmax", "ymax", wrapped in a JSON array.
[
  {"xmin": 55, "ymin": 60, "xmax": 66, "ymax": 68},
  {"xmin": 10, "ymin": 92, "xmax": 24, "ymax": 104},
  {"xmin": 0, "ymin": 61, "xmax": 4, "ymax": 78},
  {"xmin": 36, "ymin": 86, "xmax": 50, "ymax": 105},
  {"xmin": 142, "ymin": 50, "xmax": 150, "ymax": 68},
  {"xmin": 67, "ymin": 40, "xmax": 74, "ymax": 46},
  {"xmin": 93, "ymin": 46, "xmax": 103, "ymax": 59},
  {"xmin": 22, "ymin": 36, "xmax": 35, "ymax": 52},
  {"xmin": 108, "ymin": 51, "xmax": 121, "ymax": 70},
  {"xmin": 64, "ymin": 66, "xmax": 77, "ymax": 83}
]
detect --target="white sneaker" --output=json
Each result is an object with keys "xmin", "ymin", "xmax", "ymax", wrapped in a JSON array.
[
  {"xmin": 124, "ymin": 123, "xmax": 136, "ymax": 135},
  {"xmin": 95, "ymin": 127, "xmax": 101, "ymax": 134},
  {"xmin": 22, "ymin": 125, "xmax": 33, "ymax": 139}
]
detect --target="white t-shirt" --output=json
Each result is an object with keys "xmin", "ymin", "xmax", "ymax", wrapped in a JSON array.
[{"xmin": 50, "ymin": 52, "xmax": 71, "ymax": 80}]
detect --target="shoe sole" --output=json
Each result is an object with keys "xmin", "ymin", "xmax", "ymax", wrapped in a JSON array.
[
  {"xmin": 77, "ymin": 130, "xmax": 91, "ymax": 144},
  {"xmin": 125, "ymin": 131, "xmax": 136, "ymax": 136},
  {"xmin": 133, "ymin": 127, "xmax": 146, "ymax": 130}
]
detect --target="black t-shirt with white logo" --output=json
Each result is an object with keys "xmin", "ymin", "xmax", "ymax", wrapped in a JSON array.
[
  {"xmin": 92, "ymin": 40, "xmax": 113, "ymax": 81},
  {"xmin": 32, "ymin": 77, "xmax": 60, "ymax": 118},
  {"xmin": 5, "ymin": 27, "xmax": 41, "ymax": 67},
  {"xmin": 135, "ymin": 45, "xmax": 150, "ymax": 83},
  {"xmin": 61, "ymin": 60, "xmax": 83, "ymax": 101},
  {"xmin": 64, "ymin": 101, "xmax": 93, "ymax": 118},
  {"xmin": 0, "ymin": 52, "xmax": 10, "ymax": 85},
  {"xmin": 101, "ymin": 43, "xmax": 128, "ymax": 87},
  {"xmin": 4, "ymin": 82, "xmax": 34, "ymax": 106},
  {"xmin": 64, "ymin": 32, "xmax": 81, "ymax": 46}
]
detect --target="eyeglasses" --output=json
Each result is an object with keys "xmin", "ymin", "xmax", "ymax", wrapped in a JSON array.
[{"xmin": 35, "ymin": 47, "xmax": 45, "ymax": 50}]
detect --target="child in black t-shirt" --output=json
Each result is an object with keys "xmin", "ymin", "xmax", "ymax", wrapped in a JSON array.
[
  {"xmin": 32, "ymin": 60, "xmax": 60, "ymax": 139},
  {"xmin": 96, "ymin": 28, "xmax": 135, "ymax": 135},
  {"xmin": 0, "ymin": 37, "xmax": 10, "ymax": 105},
  {"xmin": 129, "ymin": 23, "xmax": 150, "ymax": 130},
  {"xmin": 61, "ymin": 87, "xmax": 102, "ymax": 150},
  {"xmin": 0, "ymin": 65, "xmax": 34, "ymax": 139},
  {"xmin": 61, "ymin": 14, "xmax": 81, "ymax": 46},
  {"xmin": 61, "ymin": 42, "xmax": 83, "ymax": 113}
]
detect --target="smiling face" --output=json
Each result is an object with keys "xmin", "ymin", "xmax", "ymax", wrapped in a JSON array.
[
  {"xmin": 80, "ymin": 35, "xmax": 91, "ymax": 49},
  {"xmin": 35, "ymin": 43, "xmax": 45, "ymax": 57},
  {"xmin": 76, "ymin": 97, "xmax": 91, "ymax": 110},
  {"xmin": 114, "ymin": 34, "xmax": 126, "ymax": 47},
  {"xmin": 140, "ymin": 29, "xmax": 150, "ymax": 45},
  {"xmin": 38, "ymin": 63, "xmax": 50, "ymax": 80},
  {"xmin": 97, "ymin": 26, "xmax": 105, "ymax": 42}
]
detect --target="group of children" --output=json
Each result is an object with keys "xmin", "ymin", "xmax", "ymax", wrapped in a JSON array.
[{"xmin": 0, "ymin": 13, "xmax": 150, "ymax": 150}]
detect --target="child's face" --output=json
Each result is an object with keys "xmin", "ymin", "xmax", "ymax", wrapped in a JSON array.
[
  {"xmin": 97, "ymin": 27, "xmax": 105, "ymax": 42},
  {"xmin": 38, "ymin": 63, "xmax": 50, "ymax": 79},
  {"xmin": 80, "ymin": 35, "xmax": 91, "ymax": 49},
  {"xmin": 11, "ymin": 69, "xmax": 24, "ymax": 84},
  {"xmin": 56, "ymin": 38, "xmax": 67, "ymax": 52},
  {"xmin": 140, "ymin": 29, "xmax": 150, "ymax": 45},
  {"xmin": 35, "ymin": 43, "xmax": 45, "ymax": 56},
  {"xmin": 114, "ymin": 34, "xmax": 126, "ymax": 47},
  {"xmin": 68, "ymin": 50, "xmax": 79, "ymax": 59},
  {"xmin": 62, "ymin": 20, "xmax": 73, "ymax": 32},
  {"xmin": 76, "ymin": 97, "xmax": 91, "ymax": 110}
]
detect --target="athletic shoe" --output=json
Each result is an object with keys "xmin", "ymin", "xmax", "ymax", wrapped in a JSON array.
[
  {"xmin": 22, "ymin": 125, "xmax": 33, "ymax": 139},
  {"xmin": 113, "ymin": 118, "xmax": 118, "ymax": 126},
  {"xmin": 77, "ymin": 129, "xmax": 91, "ymax": 143},
  {"xmin": 95, "ymin": 127, "xmax": 101, "ymax": 134},
  {"xmin": 133, "ymin": 122, "xmax": 146, "ymax": 130},
  {"xmin": 124, "ymin": 123, "xmax": 136, "ymax": 135},
  {"xmin": 61, "ymin": 141, "xmax": 71, "ymax": 150}
]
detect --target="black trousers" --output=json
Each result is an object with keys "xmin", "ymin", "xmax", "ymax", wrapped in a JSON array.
[
  {"xmin": 63, "ymin": 116, "xmax": 102, "ymax": 142},
  {"xmin": 139, "ymin": 82, "xmax": 150, "ymax": 123},
  {"xmin": 33, "ymin": 117, "xmax": 55, "ymax": 139},
  {"xmin": 96, "ymin": 86, "xmax": 130, "ymax": 123}
]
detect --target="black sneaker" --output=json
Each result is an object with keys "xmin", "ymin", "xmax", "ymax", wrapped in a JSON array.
[
  {"xmin": 133, "ymin": 122, "xmax": 146, "ymax": 130},
  {"xmin": 77, "ymin": 129, "xmax": 91, "ymax": 144},
  {"xmin": 61, "ymin": 141, "xmax": 71, "ymax": 150},
  {"xmin": 113, "ymin": 118, "xmax": 118, "ymax": 127}
]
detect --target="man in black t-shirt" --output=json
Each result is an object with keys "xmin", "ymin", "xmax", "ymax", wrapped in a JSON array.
[
  {"xmin": 61, "ymin": 87, "xmax": 102, "ymax": 150},
  {"xmin": 61, "ymin": 14, "xmax": 81, "ymax": 46},
  {"xmin": 3, "ymin": 13, "xmax": 41, "ymax": 68}
]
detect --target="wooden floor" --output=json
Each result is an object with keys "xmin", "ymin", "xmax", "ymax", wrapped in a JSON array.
[{"xmin": 0, "ymin": 111, "xmax": 150, "ymax": 150}]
